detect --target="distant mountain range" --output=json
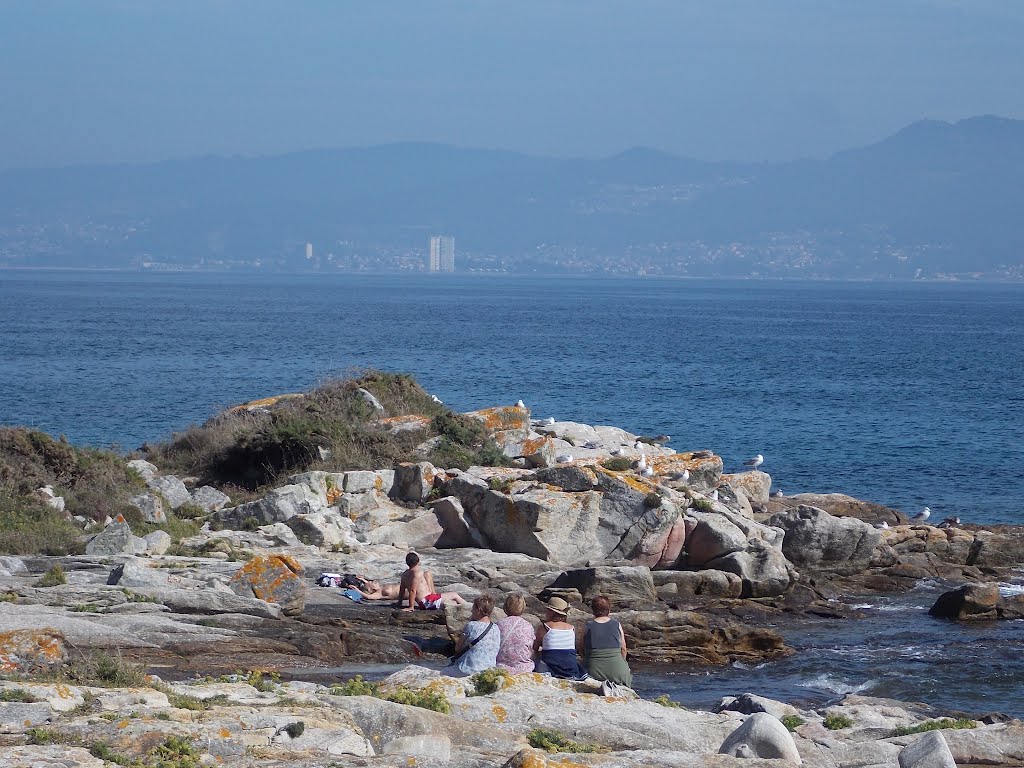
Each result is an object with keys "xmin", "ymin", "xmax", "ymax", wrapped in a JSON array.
[{"xmin": 1, "ymin": 115, "xmax": 1022, "ymax": 278}]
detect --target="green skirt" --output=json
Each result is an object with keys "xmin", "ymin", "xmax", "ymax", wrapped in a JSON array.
[{"xmin": 585, "ymin": 647, "xmax": 632, "ymax": 687}]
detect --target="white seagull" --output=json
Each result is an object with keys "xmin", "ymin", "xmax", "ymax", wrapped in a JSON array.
[
  {"xmin": 609, "ymin": 448, "xmax": 623, "ymax": 456},
  {"xmin": 555, "ymin": 454, "xmax": 574, "ymax": 464},
  {"xmin": 430, "ymin": 394, "xmax": 443, "ymax": 404},
  {"xmin": 636, "ymin": 454, "xmax": 648, "ymax": 471},
  {"xmin": 710, "ymin": 489, "xmax": 719, "ymax": 501},
  {"xmin": 641, "ymin": 465, "xmax": 654, "ymax": 478},
  {"xmin": 515, "ymin": 399, "xmax": 526, "ymax": 408},
  {"xmin": 743, "ymin": 454, "xmax": 764, "ymax": 469},
  {"xmin": 911, "ymin": 507, "xmax": 930, "ymax": 523},
  {"xmin": 542, "ymin": 417, "xmax": 556, "ymax": 426},
  {"xmin": 769, "ymin": 489, "xmax": 783, "ymax": 498},
  {"xmin": 873, "ymin": 521, "xmax": 890, "ymax": 530},
  {"xmin": 671, "ymin": 469, "xmax": 690, "ymax": 482}
]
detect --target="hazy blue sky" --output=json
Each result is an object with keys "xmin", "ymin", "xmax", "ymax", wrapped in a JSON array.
[{"xmin": 1, "ymin": 0, "xmax": 1022, "ymax": 169}]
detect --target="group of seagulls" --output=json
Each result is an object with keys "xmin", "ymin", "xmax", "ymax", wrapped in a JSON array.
[{"xmin": 872, "ymin": 506, "xmax": 962, "ymax": 530}]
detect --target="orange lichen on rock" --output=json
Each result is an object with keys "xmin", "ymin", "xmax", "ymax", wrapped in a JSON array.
[
  {"xmin": 0, "ymin": 628, "xmax": 67, "ymax": 673},
  {"xmin": 470, "ymin": 406, "xmax": 531, "ymax": 433},
  {"xmin": 228, "ymin": 554, "xmax": 306, "ymax": 616},
  {"xmin": 491, "ymin": 703, "xmax": 508, "ymax": 723}
]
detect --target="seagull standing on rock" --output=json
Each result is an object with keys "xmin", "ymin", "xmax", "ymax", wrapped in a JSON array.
[
  {"xmin": 710, "ymin": 489, "xmax": 719, "ymax": 502},
  {"xmin": 542, "ymin": 417, "xmax": 556, "ymax": 426},
  {"xmin": 641, "ymin": 465, "xmax": 654, "ymax": 478},
  {"xmin": 911, "ymin": 507, "xmax": 931, "ymax": 523},
  {"xmin": 873, "ymin": 521, "xmax": 890, "ymax": 530},
  {"xmin": 743, "ymin": 454, "xmax": 764, "ymax": 469},
  {"xmin": 769, "ymin": 489, "xmax": 783, "ymax": 498},
  {"xmin": 515, "ymin": 400, "xmax": 526, "ymax": 408},
  {"xmin": 636, "ymin": 454, "xmax": 648, "ymax": 472}
]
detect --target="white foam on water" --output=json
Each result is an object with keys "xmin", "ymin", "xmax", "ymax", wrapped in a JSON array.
[
  {"xmin": 798, "ymin": 673, "xmax": 876, "ymax": 696},
  {"xmin": 998, "ymin": 582, "xmax": 1024, "ymax": 597}
]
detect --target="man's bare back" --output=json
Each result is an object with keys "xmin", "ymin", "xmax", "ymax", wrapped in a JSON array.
[{"xmin": 398, "ymin": 552, "xmax": 466, "ymax": 610}]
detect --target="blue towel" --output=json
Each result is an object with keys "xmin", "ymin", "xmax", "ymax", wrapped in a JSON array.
[{"xmin": 342, "ymin": 588, "xmax": 363, "ymax": 602}]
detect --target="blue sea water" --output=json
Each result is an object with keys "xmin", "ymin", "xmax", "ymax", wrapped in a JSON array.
[
  {"xmin": 2, "ymin": 271, "xmax": 1022, "ymax": 524},
  {"xmin": 3, "ymin": 271, "xmax": 1024, "ymax": 717}
]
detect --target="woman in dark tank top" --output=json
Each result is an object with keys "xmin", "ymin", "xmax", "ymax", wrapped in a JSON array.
[{"xmin": 582, "ymin": 594, "xmax": 632, "ymax": 687}]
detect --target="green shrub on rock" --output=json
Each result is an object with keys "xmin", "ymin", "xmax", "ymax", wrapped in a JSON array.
[
  {"xmin": 781, "ymin": 715, "xmax": 806, "ymax": 731},
  {"xmin": 601, "ymin": 457, "xmax": 632, "ymax": 472},
  {"xmin": 330, "ymin": 676, "xmax": 378, "ymax": 697},
  {"xmin": 889, "ymin": 718, "xmax": 976, "ymax": 737},
  {"xmin": 471, "ymin": 668, "xmax": 511, "ymax": 696},
  {"xmin": 37, "ymin": 564, "xmax": 66, "ymax": 587},
  {"xmin": 653, "ymin": 694, "xmax": 681, "ymax": 708},
  {"xmin": 823, "ymin": 713, "xmax": 854, "ymax": 730},
  {"xmin": 526, "ymin": 728, "xmax": 602, "ymax": 754}
]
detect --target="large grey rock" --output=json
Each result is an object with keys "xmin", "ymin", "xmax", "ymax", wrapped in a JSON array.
[
  {"xmin": 142, "ymin": 530, "xmax": 172, "ymax": 555},
  {"xmin": 85, "ymin": 520, "xmax": 136, "ymax": 555},
  {"xmin": 929, "ymin": 582, "xmax": 1024, "ymax": 621},
  {"xmin": 228, "ymin": 554, "xmax": 305, "ymax": 616},
  {"xmin": 0, "ymin": 701, "xmax": 53, "ymax": 729},
  {"xmin": 705, "ymin": 540, "xmax": 795, "ymax": 598},
  {"xmin": 363, "ymin": 511, "xmax": 444, "ymax": 549},
  {"xmin": 718, "ymin": 693, "xmax": 800, "ymax": 720},
  {"xmin": 534, "ymin": 465, "xmax": 599, "ymax": 491},
  {"xmin": 108, "ymin": 557, "xmax": 172, "ymax": 588},
  {"xmin": 344, "ymin": 469, "xmax": 395, "ymax": 494},
  {"xmin": 146, "ymin": 475, "xmax": 192, "ymax": 510},
  {"xmin": 126, "ymin": 459, "xmax": 158, "ymax": 481},
  {"xmin": 392, "ymin": 462, "xmax": 440, "ymax": 502},
  {"xmin": 357, "ymin": 386, "xmax": 386, "ymax": 415},
  {"xmin": 428, "ymin": 496, "xmax": 486, "ymax": 549},
  {"xmin": 382, "ymin": 734, "xmax": 452, "ymax": 761},
  {"xmin": 548, "ymin": 566, "xmax": 657, "ymax": 605},
  {"xmin": 768, "ymin": 505, "xmax": 881, "ymax": 572},
  {"xmin": 128, "ymin": 492, "xmax": 166, "ymax": 524},
  {"xmin": 191, "ymin": 485, "xmax": 231, "ymax": 512},
  {"xmin": 0, "ymin": 556, "xmax": 28, "ymax": 576},
  {"xmin": 219, "ymin": 483, "xmax": 325, "ymax": 526},
  {"xmin": 722, "ymin": 471, "xmax": 772, "ymax": 505},
  {"xmin": 285, "ymin": 511, "xmax": 357, "ymax": 548},
  {"xmin": 899, "ymin": 730, "xmax": 956, "ymax": 768},
  {"xmin": 719, "ymin": 712, "xmax": 802, "ymax": 763},
  {"xmin": 686, "ymin": 515, "xmax": 749, "ymax": 567}
]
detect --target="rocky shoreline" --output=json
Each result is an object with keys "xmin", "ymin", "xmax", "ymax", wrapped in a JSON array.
[{"xmin": 2, "ymin": 392, "xmax": 1023, "ymax": 766}]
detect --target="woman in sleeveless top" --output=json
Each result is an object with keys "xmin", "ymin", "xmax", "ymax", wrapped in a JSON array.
[
  {"xmin": 583, "ymin": 594, "xmax": 632, "ymax": 687},
  {"xmin": 534, "ymin": 596, "xmax": 586, "ymax": 679},
  {"xmin": 496, "ymin": 593, "xmax": 535, "ymax": 674}
]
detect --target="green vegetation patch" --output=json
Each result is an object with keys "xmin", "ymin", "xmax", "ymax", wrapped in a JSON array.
[
  {"xmin": 0, "ymin": 492, "xmax": 82, "ymax": 556},
  {"xmin": 37, "ymin": 564, "xmax": 67, "ymax": 587},
  {"xmin": 65, "ymin": 650, "xmax": 147, "ymax": 688},
  {"xmin": 601, "ymin": 457, "xmax": 632, "ymax": 472},
  {"xmin": 692, "ymin": 498, "xmax": 715, "ymax": 513},
  {"xmin": 328, "ymin": 675, "xmax": 450, "ymax": 713},
  {"xmin": 145, "ymin": 371, "xmax": 509, "ymax": 491},
  {"xmin": 823, "ymin": 713, "xmax": 854, "ymax": 730},
  {"xmin": 653, "ymin": 694, "xmax": 681, "ymax": 708},
  {"xmin": 889, "ymin": 718, "xmax": 976, "ymax": 737},
  {"xmin": 781, "ymin": 715, "xmax": 806, "ymax": 732},
  {"xmin": 526, "ymin": 727, "xmax": 603, "ymax": 754},
  {"xmin": 471, "ymin": 668, "xmax": 511, "ymax": 696},
  {"xmin": 0, "ymin": 687, "xmax": 39, "ymax": 702}
]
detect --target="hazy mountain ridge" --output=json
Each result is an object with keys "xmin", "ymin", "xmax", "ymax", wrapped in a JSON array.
[{"xmin": 1, "ymin": 116, "xmax": 1022, "ymax": 278}]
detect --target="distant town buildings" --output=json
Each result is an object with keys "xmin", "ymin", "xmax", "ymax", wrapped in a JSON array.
[
  {"xmin": 428, "ymin": 235, "xmax": 455, "ymax": 272},
  {"xmin": 305, "ymin": 242, "xmax": 313, "ymax": 260}
]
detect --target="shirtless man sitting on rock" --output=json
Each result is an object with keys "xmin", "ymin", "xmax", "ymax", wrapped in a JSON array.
[{"xmin": 398, "ymin": 551, "xmax": 467, "ymax": 611}]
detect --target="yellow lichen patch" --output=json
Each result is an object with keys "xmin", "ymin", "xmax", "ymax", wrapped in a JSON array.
[
  {"xmin": 55, "ymin": 684, "xmax": 73, "ymax": 699},
  {"xmin": 492, "ymin": 704, "xmax": 508, "ymax": 723},
  {"xmin": 219, "ymin": 727, "xmax": 231, "ymax": 739},
  {"xmin": 325, "ymin": 485, "xmax": 342, "ymax": 505},
  {"xmin": 374, "ymin": 476, "xmax": 384, "ymax": 491},
  {"xmin": 472, "ymin": 406, "xmax": 530, "ymax": 433},
  {"xmin": 227, "ymin": 393, "xmax": 303, "ymax": 413},
  {"xmin": 117, "ymin": 719, "xmax": 130, "ymax": 729}
]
